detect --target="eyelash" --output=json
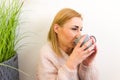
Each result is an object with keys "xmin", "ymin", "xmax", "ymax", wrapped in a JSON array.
[
  {"xmin": 71, "ymin": 28, "xmax": 82, "ymax": 31},
  {"xmin": 72, "ymin": 28, "xmax": 77, "ymax": 30}
]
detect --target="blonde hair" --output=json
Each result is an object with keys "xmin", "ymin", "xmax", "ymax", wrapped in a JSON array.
[{"xmin": 48, "ymin": 8, "xmax": 82, "ymax": 57}]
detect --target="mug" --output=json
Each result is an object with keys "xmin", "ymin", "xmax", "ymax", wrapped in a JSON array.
[{"xmin": 74, "ymin": 34, "xmax": 96, "ymax": 50}]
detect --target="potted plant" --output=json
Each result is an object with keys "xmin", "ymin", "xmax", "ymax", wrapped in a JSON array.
[{"xmin": 0, "ymin": 0, "xmax": 23, "ymax": 80}]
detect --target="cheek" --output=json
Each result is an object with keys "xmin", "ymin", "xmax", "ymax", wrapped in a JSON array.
[{"xmin": 63, "ymin": 30, "xmax": 76, "ymax": 41}]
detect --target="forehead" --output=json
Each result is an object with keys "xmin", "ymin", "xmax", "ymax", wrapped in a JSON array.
[{"xmin": 63, "ymin": 17, "xmax": 83, "ymax": 27}]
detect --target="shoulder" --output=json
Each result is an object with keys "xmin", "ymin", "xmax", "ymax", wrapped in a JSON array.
[{"xmin": 39, "ymin": 42, "xmax": 57, "ymax": 60}]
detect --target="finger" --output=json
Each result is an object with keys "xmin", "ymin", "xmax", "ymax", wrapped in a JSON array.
[
  {"xmin": 88, "ymin": 43, "xmax": 96, "ymax": 51},
  {"xmin": 79, "ymin": 43, "xmax": 95, "ymax": 60},
  {"xmin": 83, "ymin": 43, "xmax": 96, "ymax": 54},
  {"xmin": 93, "ymin": 45, "xmax": 97, "ymax": 53},
  {"xmin": 82, "ymin": 49, "xmax": 94, "ymax": 59},
  {"xmin": 90, "ymin": 36, "xmax": 96, "ymax": 43},
  {"xmin": 81, "ymin": 39, "xmax": 92, "ymax": 50},
  {"xmin": 76, "ymin": 35, "xmax": 86, "ymax": 48}
]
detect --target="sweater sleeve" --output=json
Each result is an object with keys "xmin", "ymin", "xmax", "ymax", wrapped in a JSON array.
[
  {"xmin": 78, "ymin": 63, "xmax": 98, "ymax": 80},
  {"xmin": 58, "ymin": 64, "xmax": 78, "ymax": 80},
  {"xmin": 36, "ymin": 54, "xmax": 78, "ymax": 80}
]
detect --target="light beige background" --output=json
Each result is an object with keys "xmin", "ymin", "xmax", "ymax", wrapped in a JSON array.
[{"xmin": 18, "ymin": 0, "xmax": 120, "ymax": 80}]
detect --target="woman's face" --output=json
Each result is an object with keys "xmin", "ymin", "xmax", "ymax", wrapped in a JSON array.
[{"xmin": 55, "ymin": 17, "xmax": 83, "ymax": 50}]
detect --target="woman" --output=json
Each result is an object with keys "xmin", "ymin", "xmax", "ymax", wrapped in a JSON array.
[{"xmin": 37, "ymin": 8, "xmax": 98, "ymax": 80}]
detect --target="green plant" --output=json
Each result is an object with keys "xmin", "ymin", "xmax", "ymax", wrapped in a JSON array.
[{"xmin": 0, "ymin": 0, "xmax": 23, "ymax": 63}]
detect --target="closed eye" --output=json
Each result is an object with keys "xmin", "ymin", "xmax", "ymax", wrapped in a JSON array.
[
  {"xmin": 71, "ymin": 25, "xmax": 79, "ymax": 30},
  {"xmin": 71, "ymin": 25, "xmax": 83, "ymax": 31},
  {"xmin": 71, "ymin": 28, "xmax": 77, "ymax": 30},
  {"xmin": 71, "ymin": 27, "xmax": 83, "ymax": 31}
]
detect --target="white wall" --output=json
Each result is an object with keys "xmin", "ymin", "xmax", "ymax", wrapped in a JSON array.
[{"xmin": 18, "ymin": 0, "xmax": 120, "ymax": 80}]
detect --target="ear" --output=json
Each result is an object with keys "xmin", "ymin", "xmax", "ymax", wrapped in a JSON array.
[{"xmin": 53, "ymin": 24, "xmax": 60, "ymax": 33}]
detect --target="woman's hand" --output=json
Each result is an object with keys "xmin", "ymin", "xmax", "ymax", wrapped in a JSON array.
[
  {"xmin": 82, "ymin": 36, "xmax": 97, "ymax": 66},
  {"xmin": 66, "ymin": 35, "xmax": 95, "ymax": 70}
]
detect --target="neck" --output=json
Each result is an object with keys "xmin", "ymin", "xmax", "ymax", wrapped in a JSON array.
[
  {"xmin": 65, "ymin": 48, "xmax": 73, "ymax": 55},
  {"xmin": 59, "ymin": 45, "xmax": 73, "ymax": 55}
]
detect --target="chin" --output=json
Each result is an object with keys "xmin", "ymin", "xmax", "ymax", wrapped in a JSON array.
[{"xmin": 67, "ymin": 42, "xmax": 75, "ymax": 48}]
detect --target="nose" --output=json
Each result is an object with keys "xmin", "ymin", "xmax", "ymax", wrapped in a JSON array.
[{"xmin": 75, "ymin": 31, "xmax": 81, "ymax": 39}]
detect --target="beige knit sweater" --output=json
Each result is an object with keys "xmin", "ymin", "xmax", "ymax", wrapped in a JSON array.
[{"xmin": 36, "ymin": 42, "xmax": 98, "ymax": 80}]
